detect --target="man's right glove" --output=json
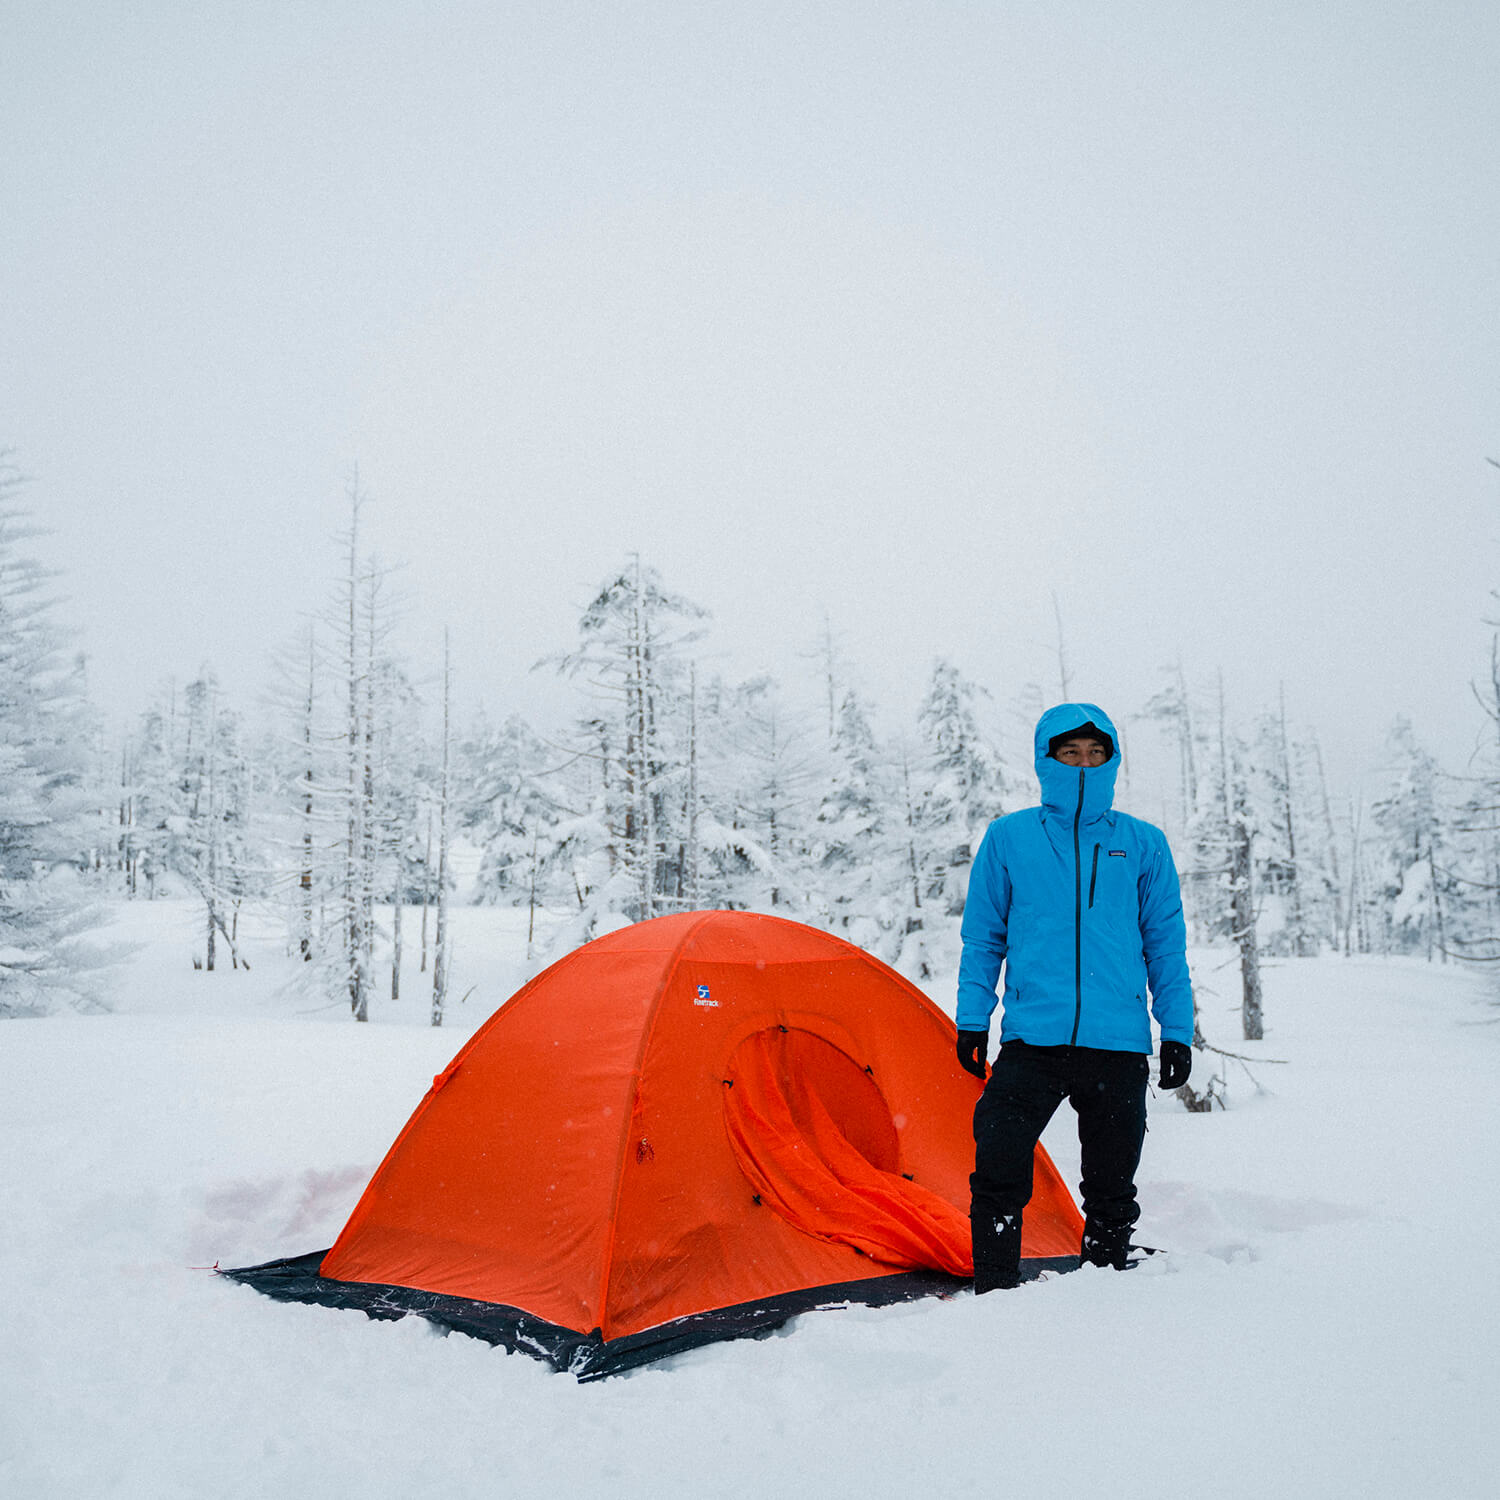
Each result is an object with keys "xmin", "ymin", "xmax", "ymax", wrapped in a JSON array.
[
  {"xmin": 956, "ymin": 1029, "xmax": 989, "ymax": 1079},
  {"xmin": 1158, "ymin": 1040, "xmax": 1193, "ymax": 1090}
]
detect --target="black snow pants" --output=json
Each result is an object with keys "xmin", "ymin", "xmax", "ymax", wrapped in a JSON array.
[{"xmin": 970, "ymin": 1040, "xmax": 1149, "ymax": 1290}]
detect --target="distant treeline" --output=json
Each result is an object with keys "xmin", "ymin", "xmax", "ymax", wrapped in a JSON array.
[{"xmin": 1, "ymin": 463, "xmax": 1491, "ymax": 1021}]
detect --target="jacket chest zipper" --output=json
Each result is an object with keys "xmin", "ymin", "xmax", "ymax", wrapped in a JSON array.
[
  {"xmin": 1071, "ymin": 770, "xmax": 1084, "ymax": 1045},
  {"xmin": 1088, "ymin": 843, "xmax": 1100, "ymax": 908}
]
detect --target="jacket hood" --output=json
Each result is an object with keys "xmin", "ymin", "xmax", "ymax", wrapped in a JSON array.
[{"xmin": 1033, "ymin": 702, "xmax": 1120, "ymax": 823}]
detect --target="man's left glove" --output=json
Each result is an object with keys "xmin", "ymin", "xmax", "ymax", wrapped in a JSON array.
[
  {"xmin": 956, "ymin": 1029, "xmax": 989, "ymax": 1079},
  {"xmin": 1158, "ymin": 1040, "xmax": 1193, "ymax": 1090}
]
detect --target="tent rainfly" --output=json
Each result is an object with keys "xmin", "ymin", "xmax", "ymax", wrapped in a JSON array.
[{"xmin": 223, "ymin": 911, "xmax": 1084, "ymax": 1377}]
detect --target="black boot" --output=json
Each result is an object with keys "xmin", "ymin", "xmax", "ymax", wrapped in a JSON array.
[
  {"xmin": 1080, "ymin": 1223, "xmax": 1132, "ymax": 1270},
  {"xmin": 973, "ymin": 1259, "xmax": 1022, "ymax": 1293},
  {"xmin": 971, "ymin": 1205, "xmax": 1024, "ymax": 1292}
]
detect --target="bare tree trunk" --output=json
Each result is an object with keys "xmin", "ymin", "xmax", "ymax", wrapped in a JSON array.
[
  {"xmin": 631, "ymin": 558, "xmax": 655, "ymax": 921},
  {"xmin": 1218, "ymin": 674, "xmax": 1261, "ymax": 1038},
  {"xmin": 361, "ymin": 575, "xmax": 378, "ymax": 1010},
  {"xmin": 1174, "ymin": 660, "xmax": 1198, "ymax": 817},
  {"xmin": 391, "ymin": 867, "xmax": 403, "ymax": 1001},
  {"xmin": 205, "ymin": 684, "xmax": 218, "ymax": 973},
  {"xmin": 687, "ymin": 661, "xmax": 701, "ymax": 910},
  {"xmin": 420, "ymin": 813, "xmax": 432, "ymax": 973},
  {"xmin": 1278, "ymin": 683, "xmax": 1309, "ymax": 955},
  {"xmin": 821, "ymin": 610, "xmax": 838, "ymax": 744},
  {"xmin": 902, "ymin": 741, "xmax": 922, "ymax": 931},
  {"xmin": 119, "ymin": 743, "xmax": 135, "ymax": 895},
  {"xmin": 1311, "ymin": 734, "xmax": 1342, "ymax": 951},
  {"xmin": 1345, "ymin": 795, "xmax": 1364, "ymax": 956},
  {"xmin": 1232, "ymin": 801, "xmax": 1263, "ymax": 1040},
  {"xmin": 1428, "ymin": 840, "xmax": 1447, "ymax": 964},
  {"xmin": 526, "ymin": 825, "xmax": 539, "ymax": 960},
  {"xmin": 765, "ymin": 701, "xmax": 781, "ymax": 907},
  {"xmin": 432, "ymin": 630, "xmax": 451, "ymax": 1028},
  {"xmin": 1052, "ymin": 591, "xmax": 1071, "ymax": 701},
  {"xmin": 345, "ymin": 480, "xmax": 367, "ymax": 1023},
  {"xmin": 300, "ymin": 628, "xmax": 316, "ymax": 960}
]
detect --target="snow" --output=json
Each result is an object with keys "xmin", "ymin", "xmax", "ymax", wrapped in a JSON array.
[{"xmin": 3, "ymin": 901, "xmax": 1499, "ymax": 1498}]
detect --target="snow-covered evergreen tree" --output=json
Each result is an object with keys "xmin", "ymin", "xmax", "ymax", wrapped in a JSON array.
[
  {"xmin": 547, "ymin": 558, "xmax": 707, "ymax": 926},
  {"xmin": 809, "ymin": 686, "xmax": 894, "ymax": 949},
  {"xmin": 1369, "ymin": 718, "xmax": 1452, "ymax": 960},
  {"xmin": 175, "ymin": 668, "xmax": 258, "ymax": 969},
  {"xmin": 1181, "ymin": 673, "xmax": 1263, "ymax": 1036},
  {"xmin": 707, "ymin": 673, "xmax": 820, "ymax": 912},
  {"xmin": 0, "ymin": 457, "xmax": 104, "ymax": 1015},
  {"xmin": 126, "ymin": 696, "xmax": 180, "ymax": 901},
  {"xmin": 1290, "ymin": 730, "xmax": 1344, "ymax": 952},
  {"xmin": 1247, "ymin": 696, "xmax": 1311, "ymax": 957},
  {"xmin": 459, "ymin": 710, "xmax": 556, "ymax": 908},
  {"xmin": 1142, "ymin": 665, "xmax": 1199, "ymax": 847},
  {"xmin": 911, "ymin": 659, "xmax": 1008, "ymax": 917}
]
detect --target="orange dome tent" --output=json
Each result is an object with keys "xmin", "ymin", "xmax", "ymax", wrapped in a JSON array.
[{"xmin": 225, "ymin": 911, "xmax": 1084, "ymax": 1377}]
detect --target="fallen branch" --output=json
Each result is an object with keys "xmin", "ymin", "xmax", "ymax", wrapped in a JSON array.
[{"xmin": 1198, "ymin": 1040, "xmax": 1288, "ymax": 1065}]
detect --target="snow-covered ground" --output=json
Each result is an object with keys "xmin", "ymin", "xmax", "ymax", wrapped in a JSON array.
[{"xmin": 3, "ymin": 900, "xmax": 1497, "ymax": 1498}]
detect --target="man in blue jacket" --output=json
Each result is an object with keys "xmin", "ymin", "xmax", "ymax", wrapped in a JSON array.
[{"xmin": 956, "ymin": 702, "xmax": 1194, "ymax": 1291}]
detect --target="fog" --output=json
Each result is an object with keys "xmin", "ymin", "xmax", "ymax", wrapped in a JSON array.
[{"xmin": 5, "ymin": 2, "xmax": 1497, "ymax": 783}]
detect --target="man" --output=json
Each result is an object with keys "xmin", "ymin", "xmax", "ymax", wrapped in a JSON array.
[{"xmin": 956, "ymin": 702, "xmax": 1193, "ymax": 1291}]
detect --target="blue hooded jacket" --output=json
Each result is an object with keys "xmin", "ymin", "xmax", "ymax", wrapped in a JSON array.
[{"xmin": 956, "ymin": 702, "xmax": 1193, "ymax": 1051}]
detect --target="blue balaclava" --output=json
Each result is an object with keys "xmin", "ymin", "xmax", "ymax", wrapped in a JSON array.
[{"xmin": 1032, "ymin": 701, "xmax": 1120, "ymax": 824}]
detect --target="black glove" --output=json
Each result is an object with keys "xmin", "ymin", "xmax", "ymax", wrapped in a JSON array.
[
  {"xmin": 956, "ymin": 1029, "xmax": 989, "ymax": 1079},
  {"xmin": 1158, "ymin": 1040, "xmax": 1192, "ymax": 1090}
]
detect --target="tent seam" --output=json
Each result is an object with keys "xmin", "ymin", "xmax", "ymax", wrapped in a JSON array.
[
  {"xmin": 846, "ymin": 945, "xmax": 958, "ymax": 1045},
  {"xmin": 322, "ymin": 944, "xmax": 596, "ymax": 1274},
  {"xmin": 593, "ymin": 908, "xmax": 720, "ymax": 1339}
]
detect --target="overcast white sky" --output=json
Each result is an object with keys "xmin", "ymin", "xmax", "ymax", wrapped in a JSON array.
[{"xmin": 4, "ymin": 1, "xmax": 1498, "ymax": 789}]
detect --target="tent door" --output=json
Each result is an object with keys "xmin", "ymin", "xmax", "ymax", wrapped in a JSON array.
[{"xmin": 723, "ymin": 1027, "xmax": 971, "ymax": 1276}]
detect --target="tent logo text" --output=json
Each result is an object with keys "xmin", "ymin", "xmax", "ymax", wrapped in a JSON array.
[{"xmin": 694, "ymin": 985, "xmax": 719, "ymax": 1008}]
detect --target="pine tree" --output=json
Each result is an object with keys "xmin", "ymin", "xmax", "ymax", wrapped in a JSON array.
[
  {"xmin": 911, "ymin": 659, "xmax": 1008, "ymax": 918},
  {"xmin": 0, "ymin": 456, "xmax": 104, "ymax": 1015},
  {"xmin": 127, "ymin": 697, "xmax": 178, "ymax": 901},
  {"xmin": 176, "ymin": 668, "xmax": 257, "ymax": 970},
  {"xmin": 809, "ymin": 686, "xmax": 893, "ymax": 948},
  {"xmin": 1369, "ymin": 718, "xmax": 1451, "ymax": 960},
  {"xmin": 1186, "ymin": 672, "xmax": 1263, "ymax": 1038},
  {"xmin": 547, "ymin": 558, "xmax": 707, "ymax": 925},
  {"xmin": 710, "ymin": 673, "xmax": 819, "ymax": 912},
  {"xmin": 1247, "ymin": 699, "xmax": 1308, "ymax": 957},
  {"xmin": 1143, "ymin": 663, "xmax": 1199, "ymax": 846},
  {"xmin": 460, "ymin": 711, "xmax": 556, "ymax": 908}
]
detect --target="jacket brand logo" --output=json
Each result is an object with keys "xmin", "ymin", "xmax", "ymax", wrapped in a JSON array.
[
  {"xmin": 1109, "ymin": 850, "xmax": 1127, "ymax": 857},
  {"xmin": 694, "ymin": 984, "xmax": 719, "ymax": 1008}
]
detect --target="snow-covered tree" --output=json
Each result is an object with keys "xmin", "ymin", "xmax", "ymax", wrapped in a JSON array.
[
  {"xmin": 707, "ymin": 673, "xmax": 820, "ymax": 912},
  {"xmin": 809, "ymin": 685, "xmax": 894, "ymax": 949},
  {"xmin": 1183, "ymin": 674, "xmax": 1263, "ymax": 1038},
  {"xmin": 459, "ymin": 710, "xmax": 557, "ymax": 909},
  {"xmin": 176, "ymin": 669, "xmax": 258, "ymax": 969},
  {"xmin": 1368, "ymin": 718, "xmax": 1452, "ymax": 960},
  {"xmin": 0, "ymin": 456, "xmax": 104, "ymax": 1015},
  {"xmin": 547, "ymin": 558, "xmax": 707, "ymax": 926},
  {"xmin": 431, "ymin": 630, "xmax": 451, "ymax": 1026},
  {"xmin": 911, "ymin": 659, "xmax": 1009, "ymax": 918},
  {"xmin": 1143, "ymin": 664, "xmax": 1199, "ymax": 846},
  {"xmin": 1246, "ymin": 692, "xmax": 1313, "ymax": 957}
]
